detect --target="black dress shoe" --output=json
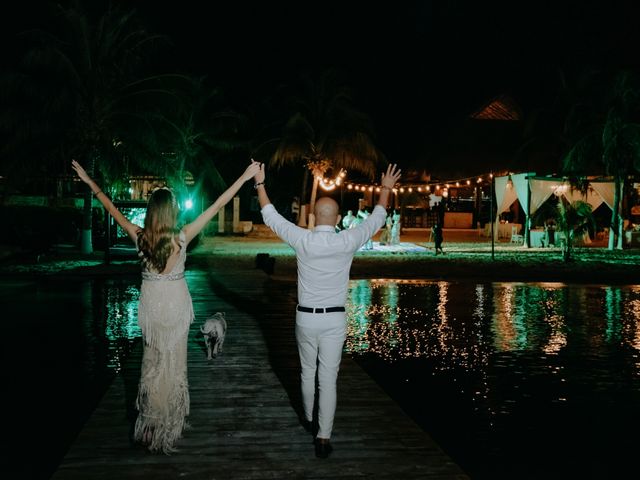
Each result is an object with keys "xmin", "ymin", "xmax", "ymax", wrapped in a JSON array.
[{"xmin": 314, "ymin": 438, "xmax": 333, "ymax": 458}]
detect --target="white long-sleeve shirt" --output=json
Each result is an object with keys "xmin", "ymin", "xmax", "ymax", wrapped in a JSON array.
[{"xmin": 261, "ymin": 203, "xmax": 386, "ymax": 325}]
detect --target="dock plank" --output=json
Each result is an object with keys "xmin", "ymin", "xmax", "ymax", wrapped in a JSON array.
[{"xmin": 52, "ymin": 264, "xmax": 469, "ymax": 479}]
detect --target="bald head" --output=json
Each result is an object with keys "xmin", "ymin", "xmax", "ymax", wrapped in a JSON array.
[{"xmin": 314, "ymin": 197, "xmax": 341, "ymax": 226}]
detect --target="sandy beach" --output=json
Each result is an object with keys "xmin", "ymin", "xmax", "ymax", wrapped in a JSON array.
[{"xmin": 2, "ymin": 227, "xmax": 638, "ymax": 285}]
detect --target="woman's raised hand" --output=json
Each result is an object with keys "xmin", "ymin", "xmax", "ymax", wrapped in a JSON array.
[
  {"xmin": 241, "ymin": 159, "xmax": 262, "ymax": 182},
  {"xmin": 71, "ymin": 160, "xmax": 92, "ymax": 185}
]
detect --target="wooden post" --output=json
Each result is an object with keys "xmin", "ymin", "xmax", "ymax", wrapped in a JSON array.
[
  {"xmin": 298, "ymin": 204, "xmax": 308, "ymax": 227},
  {"xmin": 218, "ymin": 205, "xmax": 225, "ymax": 233},
  {"xmin": 233, "ymin": 196, "xmax": 240, "ymax": 233}
]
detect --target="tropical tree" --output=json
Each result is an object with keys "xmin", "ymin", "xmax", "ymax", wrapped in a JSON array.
[
  {"xmin": 556, "ymin": 199, "xmax": 596, "ymax": 262},
  {"xmin": 268, "ymin": 69, "xmax": 386, "ymax": 225},
  {"xmin": 145, "ymin": 75, "xmax": 246, "ymax": 204},
  {"xmin": 562, "ymin": 70, "xmax": 640, "ymax": 250},
  {"xmin": 2, "ymin": 2, "xmax": 171, "ymax": 253}
]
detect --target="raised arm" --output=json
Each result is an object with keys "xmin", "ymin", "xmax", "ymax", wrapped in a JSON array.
[
  {"xmin": 71, "ymin": 160, "xmax": 140, "ymax": 242},
  {"xmin": 376, "ymin": 164, "xmax": 402, "ymax": 209},
  {"xmin": 253, "ymin": 162, "xmax": 270, "ymax": 208},
  {"xmin": 182, "ymin": 160, "xmax": 261, "ymax": 244}
]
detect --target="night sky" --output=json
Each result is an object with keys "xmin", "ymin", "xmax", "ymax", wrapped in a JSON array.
[
  {"xmin": 4, "ymin": 0, "xmax": 640, "ymax": 170},
  {"xmin": 133, "ymin": 0, "xmax": 640, "ymax": 172}
]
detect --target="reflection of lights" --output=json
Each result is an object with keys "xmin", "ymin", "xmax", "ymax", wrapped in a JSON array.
[
  {"xmin": 116, "ymin": 207, "xmax": 146, "ymax": 240},
  {"xmin": 104, "ymin": 283, "xmax": 142, "ymax": 373},
  {"xmin": 346, "ymin": 280, "xmax": 373, "ymax": 353},
  {"xmin": 345, "ymin": 280, "xmax": 640, "ymax": 378},
  {"xmin": 184, "ymin": 198, "xmax": 193, "ymax": 210},
  {"xmin": 345, "ymin": 279, "xmax": 488, "ymax": 368},
  {"xmin": 492, "ymin": 284, "xmax": 524, "ymax": 351}
]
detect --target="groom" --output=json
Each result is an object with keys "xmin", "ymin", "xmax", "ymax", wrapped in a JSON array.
[{"xmin": 252, "ymin": 161, "xmax": 401, "ymax": 458}]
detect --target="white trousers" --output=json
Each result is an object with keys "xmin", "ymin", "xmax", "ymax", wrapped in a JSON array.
[{"xmin": 295, "ymin": 322, "xmax": 347, "ymax": 439}]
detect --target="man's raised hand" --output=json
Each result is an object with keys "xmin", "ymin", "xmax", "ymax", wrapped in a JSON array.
[{"xmin": 381, "ymin": 163, "xmax": 401, "ymax": 189}]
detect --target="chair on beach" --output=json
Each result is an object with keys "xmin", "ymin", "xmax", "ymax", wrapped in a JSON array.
[{"xmin": 510, "ymin": 225, "xmax": 524, "ymax": 244}]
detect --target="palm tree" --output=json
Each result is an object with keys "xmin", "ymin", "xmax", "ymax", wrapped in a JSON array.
[
  {"xmin": 556, "ymin": 199, "xmax": 596, "ymax": 262},
  {"xmin": 146, "ymin": 76, "xmax": 246, "ymax": 201},
  {"xmin": 269, "ymin": 69, "xmax": 386, "ymax": 225},
  {"xmin": 3, "ymin": 2, "xmax": 171, "ymax": 253},
  {"xmin": 562, "ymin": 70, "xmax": 640, "ymax": 250}
]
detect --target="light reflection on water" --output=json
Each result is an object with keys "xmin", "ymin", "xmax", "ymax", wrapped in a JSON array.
[
  {"xmin": 103, "ymin": 283, "xmax": 141, "ymax": 372},
  {"xmin": 346, "ymin": 280, "xmax": 640, "ymax": 362},
  {"xmin": 344, "ymin": 279, "xmax": 640, "ymax": 479}
]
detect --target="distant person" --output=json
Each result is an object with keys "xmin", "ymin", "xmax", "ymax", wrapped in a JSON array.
[
  {"xmin": 342, "ymin": 210, "xmax": 356, "ymax": 230},
  {"xmin": 72, "ymin": 159, "xmax": 260, "ymax": 453},
  {"xmin": 357, "ymin": 208, "xmax": 374, "ymax": 250},
  {"xmin": 379, "ymin": 213, "xmax": 393, "ymax": 245},
  {"xmin": 390, "ymin": 209, "xmax": 401, "ymax": 245},
  {"xmin": 432, "ymin": 222, "xmax": 444, "ymax": 255},
  {"xmin": 253, "ymin": 162, "xmax": 401, "ymax": 458}
]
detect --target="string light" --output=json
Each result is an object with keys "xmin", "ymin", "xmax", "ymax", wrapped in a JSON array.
[
  {"xmin": 319, "ymin": 168, "xmax": 347, "ymax": 191},
  {"xmin": 342, "ymin": 171, "xmax": 498, "ymax": 193}
]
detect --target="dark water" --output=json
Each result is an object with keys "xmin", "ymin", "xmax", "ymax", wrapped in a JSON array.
[
  {"xmin": 4, "ymin": 274, "xmax": 640, "ymax": 479},
  {"xmin": 344, "ymin": 279, "xmax": 640, "ymax": 479},
  {"xmin": 3, "ymin": 276, "xmax": 142, "ymax": 480}
]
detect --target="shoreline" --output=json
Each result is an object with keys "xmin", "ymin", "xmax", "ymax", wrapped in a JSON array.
[{"xmin": 2, "ymin": 231, "xmax": 638, "ymax": 285}]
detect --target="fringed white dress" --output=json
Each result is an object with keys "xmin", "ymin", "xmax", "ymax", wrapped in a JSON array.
[{"xmin": 133, "ymin": 230, "xmax": 194, "ymax": 454}]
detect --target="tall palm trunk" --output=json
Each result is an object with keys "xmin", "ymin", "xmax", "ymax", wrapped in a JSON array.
[
  {"xmin": 561, "ymin": 226, "xmax": 573, "ymax": 262},
  {"xmin": 80, "ymin": 150, "xmax": 98, "ymax": 254},
  {"xmin": 608, "ymin": 178, "xmax": 624, "ymax": 250},
  {"xmin": 309, "ymin": 176, "xmax": 319, "ymax": 220},
  {"xmin": 297, "ymin": 168, "xmax": 311, "ymax": 226}
]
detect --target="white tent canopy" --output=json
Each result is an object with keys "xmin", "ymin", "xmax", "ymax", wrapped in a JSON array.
[
  {"xmin": 496, "ymin": 175, "xmax": 614, "ymax": 217},
  {"xmin": 493, "ymin": 174, "xmax": 615, "ymax": 246}
]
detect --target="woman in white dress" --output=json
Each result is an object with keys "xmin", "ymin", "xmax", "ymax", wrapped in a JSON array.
[{"xmin": 72, "ymin": 159, "xmax": 261, "ymax": 453}]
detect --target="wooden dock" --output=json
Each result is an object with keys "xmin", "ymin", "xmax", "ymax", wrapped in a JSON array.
[{"xmin": 52, "ymin": 260, "xmax": 469, "ymax": 479}]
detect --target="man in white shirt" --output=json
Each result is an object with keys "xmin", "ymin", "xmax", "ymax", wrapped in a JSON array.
[{"xmin": 252, "ymin": 161, "xmax": 401, "ymax": 458}]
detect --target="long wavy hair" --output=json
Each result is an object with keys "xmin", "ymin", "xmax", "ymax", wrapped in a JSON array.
[{"xmin": 137, "ymin": 188, "xmax": 180, "ymax": 272}]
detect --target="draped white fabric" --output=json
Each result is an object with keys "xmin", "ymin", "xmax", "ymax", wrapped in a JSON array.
[
  {"xmin": 560, "ymin": 184, "xmax": 604, "ymax": 211},
  {"xmin": 495, "ymin": 176, "xmax": 519, "ymax": 214},
  {"xmin": 512, "ymin": 173, "xmax": 531, "ymax": 216},
  {"xmin": 492, "ymin": 175, "xmax": 615, "ymax": 243},
  {"xmin": 589, "ymin": 181, "xmax": 615, "ymax": 210},
  {"xmin": 529, "ymin": 179, "xmax": 558, "ymax": 216},
  {"xmin": 494, "ymin": 176, "xmax": 519, "ymax": 240}
]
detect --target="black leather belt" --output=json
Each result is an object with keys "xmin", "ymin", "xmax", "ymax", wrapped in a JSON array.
[{"xmin": 297, "ymin": 305, "xmax": 345, "ymax": 314}]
